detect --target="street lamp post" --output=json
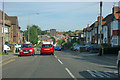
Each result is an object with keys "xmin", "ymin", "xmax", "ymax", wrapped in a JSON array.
[
  {"xmin": 27, "ymin": 13, "xmax": 40, "ymax": 42},
  {"xmin": 2, "ymin": 0, "xmax": 5, "ymax": 53}
]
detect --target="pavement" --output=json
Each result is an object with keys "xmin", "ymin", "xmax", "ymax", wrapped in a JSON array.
[{"xmin": 1, "ymin": 49, "xmax": 119, "ymax": 79}]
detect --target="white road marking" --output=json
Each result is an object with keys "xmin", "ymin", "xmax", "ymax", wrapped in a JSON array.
[
  {"xmin": 94, "ymin": 70, "xmax": 109, "ymax": 78},
  {"xmin": 65, "ymin": 68, "xmax": 77, "ymax": 80},
  {"xmin": 55, "ymin": 55, "xmax": 57, "ymax": 58},
  {"xmin": 87, "ymin": 70, "xmax": 117, "ymax": 78},
  {"xmin": 57, "ymin": 59, "xmax": 63, "ymax": 64},
  {"xmin": 87, "ymin": 70, "xmax": 97, "ymax": 77},
  {"xmin": 103, "ymin": 71, "xmax": 114, "ymax": 78}
]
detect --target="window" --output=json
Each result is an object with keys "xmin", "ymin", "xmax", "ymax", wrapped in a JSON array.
[
  {"xmin": 42, "ymin": 44, "xmax": 52, "ymax": 47},
  {"xmin": 22, "ymin": 44, "xmax": 33, "ymax": 48},
  {"xmin": 112, "ymin": 36, "xmax": 117, "ymax": 45}
]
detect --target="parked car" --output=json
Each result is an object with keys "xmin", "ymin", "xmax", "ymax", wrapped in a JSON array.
[
  {"xmin": 73, "ymin": 44, "xmax": 85, "ymax": 51},
  {"xmin": 117, "ymin": 50, "xmax": 120, "ymax": 77},
  {"xmin": 55, "ymin": 46, "xmax": 62, "ymax": 51},
  {"xmin": 19, "ymin": 44, "xmax": 35, "ymax": 56},
  {"xmin": 40, "ymin": 44, "xmax": 54, "ymax": 55},
  {"xmin": 4, "ymin": 45, "xmax": 10, "ymax": 52},
  {"xmin": 86, "ymin": 44, "xmax": 100, "ymax": 52}
]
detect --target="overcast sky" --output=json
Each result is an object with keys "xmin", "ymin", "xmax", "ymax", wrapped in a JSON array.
[{"xmin": 0, "ymin": 2, "xmax": 118, "ymax": 31}]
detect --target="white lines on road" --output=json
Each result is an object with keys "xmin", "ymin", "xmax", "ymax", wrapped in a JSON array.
[
  {"xmin": 57, "ymin": 59, "xmax": 63, "ymax": 64},
  {"xmin": 87, "ymin": 70, "xmax": 97, "ymax": 77},
  {"xmin": 86, "ymin": 70, "xmax": 117, "ymax": 78},
  {"xmin": 65, "ymin": 68, "xmax": 77, "ymax": 80},
  {"xmin": 55, "ymin": 55, "xmax": 57, "ymax": 58},
  {"xmin": 54, "ymin": 55, "xmax": 63, "ymax": 64},
  {"xmin": 54, "ymin": 54, "xmax": 76, "ymax": 79}
]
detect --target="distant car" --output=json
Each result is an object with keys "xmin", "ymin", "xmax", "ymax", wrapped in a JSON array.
[
  {"xmin": 55, "ymin": 46, "xmax": 62, "ymax": 51},
  {"xmin": 19, "ymin": 44, "xmax": 35, "ymax": 56},
  {"xmin": 73, "ymin": 44, "xmax": 85, "ymax": 51},
  {"xmin": 4, "ymin": 45, "xmax": 10, "ymax": 52},
  {"xmin": 117, "ymin": 50, "xmax": 120, "ymax": 77},
  {"xmin": 40, "ymin": 44, "xmax": 54, "ymax": 55},
  {"xmin": 86, "ymin": 44, "xmax": 100, "ymax": 51}
]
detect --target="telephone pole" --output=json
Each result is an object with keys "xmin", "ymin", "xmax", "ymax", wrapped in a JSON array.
[{"xmin": 98, "ymin": 1, "xmax": 103, "ymax": 56}]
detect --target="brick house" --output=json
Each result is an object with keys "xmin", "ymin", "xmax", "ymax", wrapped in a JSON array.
[
  {"xmin": 102, "ymin": 7, "xmax": 120, "ymax": 47},
  {"xmin": 83, "ymin": 6, "xmax": 120, "ymax": 47},
  {"xmin": 9, "ymin": 16, "xmax": 21, "ymax": 43},
  {"xmin": 0, "ymin": 10, "xmax": 12, "ymax": 43}
]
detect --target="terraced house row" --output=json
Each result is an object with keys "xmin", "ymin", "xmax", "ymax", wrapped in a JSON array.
[
  {"xmin": 83, "ymin": 6, "xmax": 120, "ymax": 47},
  {"xmin": 0, "ymin": 10, "xmax": 24, "ymax": 44}
]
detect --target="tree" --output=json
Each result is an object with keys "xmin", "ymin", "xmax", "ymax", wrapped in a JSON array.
[
  {"xmin": 23, "ymin": 30, "xmax": 28, "ymax": 41},
  {"xmin": 50, "ymin": 37, "xmax": 56, "ymax": 44},
  {"xmin": 29, "ymin": 25, "xmax": 38, "ymax": 45}
]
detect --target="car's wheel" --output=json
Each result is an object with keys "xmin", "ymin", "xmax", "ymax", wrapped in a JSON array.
[
  {"xmin": 32, "ymin": 54, "xmax": 34, "ymax": 56},
  {"xmin": 118, "ymin": 62, "xmax": 120, "ymax": 77},
  {"xmin": 40, "ymin": 53, "xmax": 43, "ymax": 55},
  {"xmin": 51, "ymin": 53, "xmax": 54, "ymax": 55},
  {"xmin": 18, "ymin": 55, "xmax": 21, "ymax": 57}
]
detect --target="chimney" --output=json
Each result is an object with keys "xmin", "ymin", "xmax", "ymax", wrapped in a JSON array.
[
  {"xmin": 97, "ymin": 16, "xmax": 103, "ymax": 23},
  {"xmin": 112, "ymin": 6, "xmax": 120, "ymax": 14},
  {"xmin": 87, "ymin": 24, "xmax": 90, "ymax": 27}
]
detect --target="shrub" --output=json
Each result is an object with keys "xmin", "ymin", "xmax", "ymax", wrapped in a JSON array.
[{"xmin": 103, "ymin": 46, "xmax": 120, "ymax": 54}]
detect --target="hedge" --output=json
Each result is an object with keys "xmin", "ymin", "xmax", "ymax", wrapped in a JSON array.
[{"xmin": 102, "ymin": 47, "xmax": 120, "ymax": 54}]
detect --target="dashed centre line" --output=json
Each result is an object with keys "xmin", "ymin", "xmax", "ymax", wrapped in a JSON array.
[
  {"xmin": 57, "ymin": 59, "xmax": 63, "ymax": 64},
  {"xmin": 54, "ymin": 54, "xmax": 76, "ymax": 79},
  {"xmin": 65, "ymin": 68, "xmax": 77, "ymax": 80}
]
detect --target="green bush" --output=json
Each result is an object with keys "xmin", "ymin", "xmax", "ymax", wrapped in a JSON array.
[
  {"xmin": 101, "ymin": 43, "xmax": 110, "ymax": 48},
  {"xmin": 103, "ymin": 46, "xmax": 120, "ymax": 54}
]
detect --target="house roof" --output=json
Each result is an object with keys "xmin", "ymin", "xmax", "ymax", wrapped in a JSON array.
[{"xmin": 9, "ymin": 16, "xmax": 18, "ymax": 25}]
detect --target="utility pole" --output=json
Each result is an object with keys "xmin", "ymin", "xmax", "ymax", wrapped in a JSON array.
[
  {"xmin": 2, "ymin": 0, "xmax": 5, "ymax": 53},
  {"xmin": 28, "ymin": 15, "xmax": 30, "ymax": 42},
  {"xmin": 98, "ymin": 1, "xmax": 103, "ymax": 56}
]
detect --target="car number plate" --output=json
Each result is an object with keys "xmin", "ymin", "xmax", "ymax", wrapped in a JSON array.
[
  {"xmin": 23, "ymin": 52, "xmax": 29, "ymax": 53},
  {"xmin": 44, "ymin": 49, "xmax": 50, "ymax": 50}
]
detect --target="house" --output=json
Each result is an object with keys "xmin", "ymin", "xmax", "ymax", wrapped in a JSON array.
[
  {"xmin": 102, "ymin": 7, "xmax": 120, "ymax": 47},
  {"xmin": 9, "ymin": 16, "xmax": 21, "ymax": 43},
  {"xmin": 83, "ymin": 6, "xmax": 120, "ymax": 47},
  {"xmin": 0, "ymin": 10, "xmax": 12, "ymax": 43},
  {"xmin": 111, "ymin": 7, "xmax": 120, "ymax": 47}
]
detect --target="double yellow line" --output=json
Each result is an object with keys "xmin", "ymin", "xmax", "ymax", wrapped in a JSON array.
[{"xmin": 0, "ymin": 56, "xmax": 18, "ymax": 66}]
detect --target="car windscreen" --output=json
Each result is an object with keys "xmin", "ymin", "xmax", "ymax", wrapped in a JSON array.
[
  {"xmin": 21, "ymin": 44, "xmax": 33, "ymax": 48},
  {"xmin": 42, "ymin": 45, "xmax": 52, "ymax": 47}
]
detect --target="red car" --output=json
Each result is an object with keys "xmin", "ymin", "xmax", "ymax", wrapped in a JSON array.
[
  {"xmin": 40, "ymin": 44, "xmax": 54, "ymax": 55},
  {"xmin": 19, "ymin": 44, "xmax": 35, "ymax": 56}
]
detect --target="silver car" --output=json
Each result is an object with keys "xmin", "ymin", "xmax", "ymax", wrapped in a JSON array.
[{"xmin": 117, "ymin": 50, "xmax": 120, "ymax": 77}]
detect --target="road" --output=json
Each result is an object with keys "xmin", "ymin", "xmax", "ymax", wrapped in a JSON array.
[{"xmin": 2, "ymin": 50, "xmax": 118, "ymax": 79}]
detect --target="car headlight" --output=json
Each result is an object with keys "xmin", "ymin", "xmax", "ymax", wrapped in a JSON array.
[
  {"xmin": 20, "ymin": 50, "xmax": 23, "ymax": 52},
  {"xmin": 29, "ymin": 49, "xmax": 33, "ymax": 52}
]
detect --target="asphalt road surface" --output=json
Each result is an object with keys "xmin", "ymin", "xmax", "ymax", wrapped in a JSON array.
[{"xmin": 2, "ymin": 50, "xmax": 118, "ymax": 79}]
